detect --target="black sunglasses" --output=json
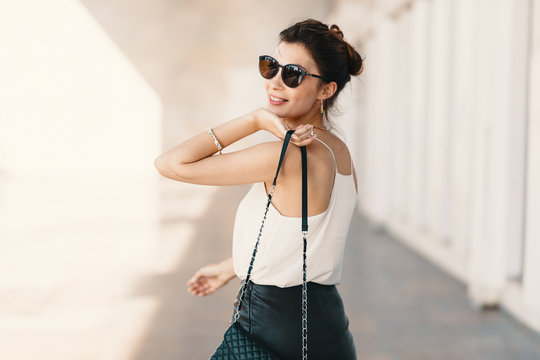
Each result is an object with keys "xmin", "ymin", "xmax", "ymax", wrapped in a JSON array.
[{"xmin": 258, "ymin": 55, "xmax": 330, "ymax": 88}]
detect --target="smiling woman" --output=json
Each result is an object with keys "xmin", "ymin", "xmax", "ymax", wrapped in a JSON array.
[{"xmin": 155, "ymin": 18, "xmax": 364, "ymax": 360}]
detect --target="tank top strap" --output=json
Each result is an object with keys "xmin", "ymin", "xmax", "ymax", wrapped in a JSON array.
[
  {"xmin": 314, "ymin": 137, "xmax": 337, "ymax": 173},
  {"xmin": 349, "ymin": 148, "xmax": 354, "ymax": 175}
]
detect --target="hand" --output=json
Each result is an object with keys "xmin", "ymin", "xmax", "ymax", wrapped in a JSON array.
[
  {"xmin": 186, "ymin": 259, "xmax": 235, "ymax": 296},
  {"xmin": 251, "ymin": 108, "xmax": 317, "ymax": 147},
  {"xmin": 289, "ymin": 123, "xmax": 318, "ymax": 147}
]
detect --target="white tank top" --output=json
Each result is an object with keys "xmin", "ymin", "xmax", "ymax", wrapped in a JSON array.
[{"xmin": 232, "ymin": 137, "xmax": 358, "ymax": 288}]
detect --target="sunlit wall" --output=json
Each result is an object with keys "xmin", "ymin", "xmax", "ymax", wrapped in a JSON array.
[{"xmin": 0, "ymin": 0, "xmax": 162, "ymax": 359}]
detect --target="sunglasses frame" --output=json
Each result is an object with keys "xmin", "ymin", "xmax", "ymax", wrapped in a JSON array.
[{"xmin": 258, "ymin": 55, "xmax": 330, "ymax": 88}]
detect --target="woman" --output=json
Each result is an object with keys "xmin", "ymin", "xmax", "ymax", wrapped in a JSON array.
[{"xmin": 155, "ymin": 18, "xmax": 364, "ymax": 360}]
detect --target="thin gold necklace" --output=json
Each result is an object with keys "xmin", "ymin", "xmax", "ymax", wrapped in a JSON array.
[{"xmin": 312, "ymin": 125, "xmax": 328, "ymax": 131}]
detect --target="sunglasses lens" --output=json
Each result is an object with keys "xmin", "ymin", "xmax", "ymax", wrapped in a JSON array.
[
  {"xmin": 282, "ymin": 65, "xmax": 303, "ymax": 88},
  {"xmin": 259, "ymin": 56, "xmax": 278, "ymax": 79}
]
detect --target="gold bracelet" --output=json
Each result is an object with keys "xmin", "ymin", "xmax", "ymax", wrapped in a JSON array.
[{"xmin": 206, "ymin": 127, "xmax": 223, "ymax": 155}]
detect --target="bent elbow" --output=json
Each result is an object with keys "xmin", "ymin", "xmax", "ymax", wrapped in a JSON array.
[
  {"xmin": 154, "ymin": 155, "xmax": 167, "ymax": 173},
  {"xmin": 154, "ymin": 155, "xmax": 188, "ymax": 181},
  {"xmin": 154, "ymin": 155, "xmax": 174, "ymax": 177}
]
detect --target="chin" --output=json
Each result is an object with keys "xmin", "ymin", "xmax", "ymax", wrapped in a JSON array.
[
  {"xmin": 269, "ymin": 105, "xmax": 302, "ymax": 118},
  {"xmin": 268, "ymin": 105, "xmax": 288, "ymax": 117}
]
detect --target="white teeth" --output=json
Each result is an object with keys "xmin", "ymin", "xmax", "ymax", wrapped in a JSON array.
[{"xmin": 270, "ymin": 96, "xmax": 286, "ymax": 102}]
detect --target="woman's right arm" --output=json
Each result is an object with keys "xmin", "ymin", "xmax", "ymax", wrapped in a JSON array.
[{"xmin": 187, "ymin": 257, "xmax": 236, "ymax": 296}]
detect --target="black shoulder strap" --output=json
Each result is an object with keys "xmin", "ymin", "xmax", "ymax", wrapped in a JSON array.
[
  {"xmin": 301, "ymin": 145, "xmax": 307, "ymax": 232},
  {"xmin": 232, "ymin": 129, "xmax": 309, "ymax": 334},
  {"xmin": 271, "ymin": 129, "xmax": 308, "ymax": 232},
  {"xmin": 272, "ymin": 130, "xmax": 292, "ymax": 186}
]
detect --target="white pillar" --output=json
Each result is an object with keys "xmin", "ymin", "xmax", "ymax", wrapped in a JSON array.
[
  {"xmin": 467, "ymin": 0, "xmax": 529, "ymax": 306},
  {"xmin": 502, "ymin": 0, "xmax": 530, "ymax": 281},
  {"xmin": 522, "ymin": 0, "xmax": 540, "ymax": 326},
  {"xmin": 424, "ymin": 0, "xmax": 453, "ymax": 244},
  {"xmin": 407, "ymin": 0, "xmax": 430, "ymax": 234},
  {"xmin": 449, "ymin": 0, "xmax": 477, "ymax": 267},
  {"xmin": 361, "ymin": 14, "xmax": 397, "ymax": 224},
  {"xmin": 388, "ymin": 10, "xmax": 412, "ymax": 225}
]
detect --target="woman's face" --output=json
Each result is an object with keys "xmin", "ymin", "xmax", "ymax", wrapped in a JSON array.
[{"xmin": 264, "ymin": 41, "xmax": 323, "ymax": 119}]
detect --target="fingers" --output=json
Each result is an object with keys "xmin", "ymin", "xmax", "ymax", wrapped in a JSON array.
[
  {"xmin": 187, "ymin": 263, "xmax": 219, "ymax": 286},
  {"xmin": 186, "ymin": 263, "xmax": 228, "ymax": 297},
  {"xmin": 187, "ymin": 272, "xmax": 222, "ymax": 296},
  {"xmin": 291, "ymin": 124, "xmax": 316, "ymax": 145},
  {"xmin": 292, "ymin": 124, "xmax": 314, "ymax": 140},
  {"xmin": 187, "ymin": 269, "xmax": 209, "ymax": 296},
  {"xmin": 294, "ymin": 133, "xmax": 317, "ymax": 146},
  {"xmin": 187, "ymin": 277, "xmax": 214, "ymax": 296},
  {"xmin": 186, "ymin": 269, "xmax": 204, "ymax": 286}
]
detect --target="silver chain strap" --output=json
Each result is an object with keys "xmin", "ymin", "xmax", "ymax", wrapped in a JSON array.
[
  {"xmin": 302, "ymin": 230, "xmax": 308, "ymax": 360},
  {"xmin": 232, "ymin": 183, "xmax": 276, "ymax": 324}
]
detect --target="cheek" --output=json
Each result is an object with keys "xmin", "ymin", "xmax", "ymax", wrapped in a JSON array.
[
  {"xmin": 263, "ymin": 82, "xmax": 317, "ymax": 117},
  {"xmin": 286, "ymin": 89, "xmax": 318, "ymax": 115},
  {"xmin": 288, "ymin": 96, "xmax": 314, "ymax": 115}
]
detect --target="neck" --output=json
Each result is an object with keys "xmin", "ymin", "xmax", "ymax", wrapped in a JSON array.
[{"xmin": 282, "ymin": 104, "xmax": 326, "ymax": 130}]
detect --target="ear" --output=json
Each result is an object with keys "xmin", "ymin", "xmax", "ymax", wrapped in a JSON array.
[{"xmin": 318, "ymin": 81, "xmax": 338, "ymax": 100}]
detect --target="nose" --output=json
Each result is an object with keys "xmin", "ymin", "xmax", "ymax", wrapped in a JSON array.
[{"xmin": 267, "ymin": 66, "xmax": 284, "ymax": 89}]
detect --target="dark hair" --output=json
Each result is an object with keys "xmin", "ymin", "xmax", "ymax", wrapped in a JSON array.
[{"xmin": 279, "ymin": 19, "xmax": 364, "ymax": 129}]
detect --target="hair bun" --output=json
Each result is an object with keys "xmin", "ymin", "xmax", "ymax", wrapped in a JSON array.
[
  {"xmin": 329, "ymin": 24, "xmax": 363, "ymax": 76},
  {"xmin": 330, "ymin": 24, "xmax": 344, "ymax": 38},
  {"xmin": 345, "ymin": 42, "xmax": 364, "ymax": 76}
]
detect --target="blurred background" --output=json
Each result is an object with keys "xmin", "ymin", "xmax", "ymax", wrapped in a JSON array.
[{"xmin": 1, "ymin": 0, "xmax": 540, "ymax": 359}]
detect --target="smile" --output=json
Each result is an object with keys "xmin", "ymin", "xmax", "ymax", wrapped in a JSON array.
[{"xmin": 269, "ymin": 95, "xmax": 288, "ymax": 105}]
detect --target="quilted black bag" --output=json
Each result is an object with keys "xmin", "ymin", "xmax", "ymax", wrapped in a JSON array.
[{"xmin": 210, "ymin": 129, "xmax": 310, "ymax": 359}]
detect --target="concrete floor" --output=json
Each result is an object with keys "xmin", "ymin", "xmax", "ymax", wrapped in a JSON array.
[
  {"xmin": 341, "ymin": 212, "xmax": 540, "ymax": 360},
  {"xmin": 3, "ymin": 177, "xmax": 539, "ymax": 360},
  {"xmin": 132, "ymin": 183, "xmax": 540, "ymax": 360}
]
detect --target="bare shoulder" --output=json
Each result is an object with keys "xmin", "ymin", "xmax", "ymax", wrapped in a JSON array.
[
  {"xmin": 258, "ymin": 139, "xmax": 303, "ymax": 182},
  {"xmin": 318, "ymin": 132, "xmax": 354, "ymax": 171},
  {"xmin": 324, "ymin": 132, "xmax": 358, "ymax": 193},
  {"xmin": 253, "ymin": 139, "xmax": 300, "ymax": 174},
  {"xmin": 329, "ymin": 132, "xmax": 350, "ymax": 153}
]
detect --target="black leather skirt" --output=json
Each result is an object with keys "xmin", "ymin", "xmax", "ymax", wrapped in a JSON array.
[{"xmin": 231, "ymin": 279, "xmax": 357, "ymax": 360}]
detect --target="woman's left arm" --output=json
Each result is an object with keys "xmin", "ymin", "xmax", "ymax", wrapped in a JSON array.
[
  {"xmin": 154, "ymin": 111, "xmax": 256, "ymax": 184},
  {"xmin": 154, "ymin": 108, "xmax": 315, "ymax": 186},
  {"xmin": 158, "ymin": 111, "xmax": 258, "ymax": 166}
]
